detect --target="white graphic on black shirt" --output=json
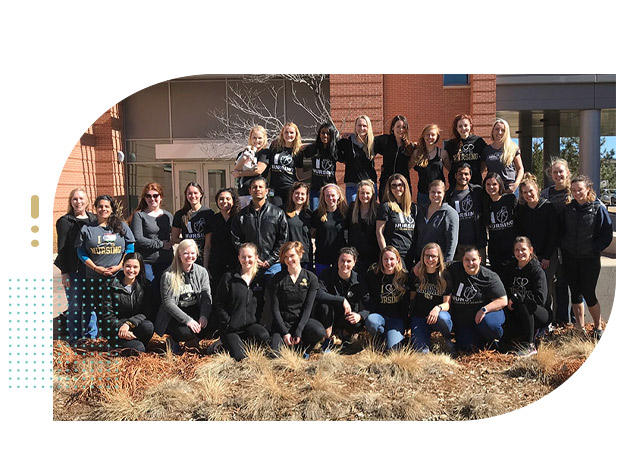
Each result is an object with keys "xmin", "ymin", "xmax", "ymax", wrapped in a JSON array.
[{"xmin": 380, "ymin": 283, "xmax": 400, "ymax": 304}]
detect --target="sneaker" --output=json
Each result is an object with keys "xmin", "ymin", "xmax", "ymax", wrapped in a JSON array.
[
  {"xmin": 321, "ymin": 338, "xmax": 333, "ymax": 353},
  {"xmin": 303, "ymin": 351, "xmax": 310, "ymax": 360},
  {"xmin": 593, "ymin": 328, "xmax": 603, "ymax": 341},
  {"xmin": 515, "ymin": 343, "xmax": 537, "ymax": 357}
]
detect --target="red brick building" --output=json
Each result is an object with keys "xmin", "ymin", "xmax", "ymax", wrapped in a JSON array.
[{"xmin": 53, "ymin": 74, "xmax": 497, "ymax": 249}]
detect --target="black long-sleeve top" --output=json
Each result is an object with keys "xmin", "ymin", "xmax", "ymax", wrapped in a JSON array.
[
  {"xmin": 337, "ymin": 134, "xmax": 377, "ymax": 185},
  {"xmin": 374, "ymin": 134, "xmax": 413, "ymax": 189},
  {"xmin": 500, "ymin": 258, "xmax": 550, "ymax": 312},
  {"xmin": 316, "ymin": 267, "xmax": 370, "ymax": 322},
  {"xmin": 267, "ymin": 268, "xmax": 319, "ymax": 338},
  {"xmin": 54, "ymin": 212, "xmax": 97, "ymax": 274},
  {"xmin": 515, "ymin": 198, "xmax": 558, "ymax": 261}
]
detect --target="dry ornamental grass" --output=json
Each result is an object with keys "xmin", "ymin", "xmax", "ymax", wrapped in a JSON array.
[{"xmin": 53, "ymin": 324, "xmax": 601, "ymax": 421}]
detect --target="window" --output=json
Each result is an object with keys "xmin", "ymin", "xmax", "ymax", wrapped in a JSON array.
[{"xmin": 443, "ymin": 74, "xmax": 469, "ymax": 86}]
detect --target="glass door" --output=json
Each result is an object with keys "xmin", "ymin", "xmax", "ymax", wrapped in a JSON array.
[{"xmin": 173, "ymin": 162, "xmax": 234, "ymax": 210}]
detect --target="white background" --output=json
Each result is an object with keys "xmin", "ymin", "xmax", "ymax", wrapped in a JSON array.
[{"xmin": 0, "ymin": 0, "xmax": 626, "ymax": 447}]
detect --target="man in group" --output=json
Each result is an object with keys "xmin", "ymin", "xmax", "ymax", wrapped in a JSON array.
[
  {"xmin": 445, "ymin": 163, "xmax": 487, "ymax": 263},
  {"xmin": 231, "ymin": 176, "xmax": 288, "ymax": 324}
]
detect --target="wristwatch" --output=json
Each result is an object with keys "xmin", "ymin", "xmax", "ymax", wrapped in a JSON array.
[{"xmin": 481, "ymin": 306, "xmax": 487, "ymax": 313}]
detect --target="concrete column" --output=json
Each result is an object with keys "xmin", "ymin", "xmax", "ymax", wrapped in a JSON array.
[
  {"xmin": 518, "ymin": 111, "xmax": 533, "ymax": 172},
  {"xmin": 579, "ymin": 109, "xmax": 602, "ymax": 195},
  {"xmin": 542, "ymin": 110, "xmax": 560, "ymax": 188}
]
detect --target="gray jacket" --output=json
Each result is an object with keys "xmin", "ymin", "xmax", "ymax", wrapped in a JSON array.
[
  {"xmin": 408, "ymin": 202, "xmax": 459, "ymax": 264},
  {"xmin": 155, "ymin": 264, "xmax": 212, "ymax": 336}
]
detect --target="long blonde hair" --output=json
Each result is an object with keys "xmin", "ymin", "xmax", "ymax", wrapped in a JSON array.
[
  {"xmin": 163, "ymin": 239, "xmax": 199, "ymax": 297},
  {"xmin": 275, "ymin": 122, "xmax": 303, "ymax": 157},
  {"xmin": 414, "ymin": 124, "xmax": 441, "ymax": 167},
  {"xmin": 415, "ymin": 243, "xmax": 447, "ymax": 295},
  {"xmin": 372, "ymin": 246, "xmax": 407, "ymax": 297},
  {"xmin": 355, "ymin": 115, "xmax": 375, "ymax": 160},
  {"xmin": 316, "ymin": 183, "xmax": 348, "ymax": 222},
  {"xmin": 493, "ymin": 119, "xmax": 519, "ymax": 166},
  {"xmin": 382, "ymin": 174, "xmax": 412, "ymax": 216},
  {"xmin": 66, "ymin": 187, "xmax": 90, "ymax": 215},
  {"xmin": 351, "ymin": 179, "xmax": 378, "ymax": 225}
]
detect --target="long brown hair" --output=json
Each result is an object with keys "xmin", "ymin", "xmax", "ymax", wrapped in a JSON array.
[
  {"xmin": 129, "ymin": 182, "xmax": 164, "ymax": 222},
  {"xmin": 571, "ymin": 174, "xmax": 597, "ymax": 203},
  {"xmin": 382, "ymin": 174, "xmax": 412, "ymax": 216},
  {"xmin": 372, "ymin": 246, "xmax": 407, "ymax": 297},
  {"xmin": 415, "ymin": 243, "xmax": 447, "ymax": 295},
  {"xmin": 285, "ymin": 182, "xmax": 310, "ymax": 218},
  {"xmin": 351, "ymin": 179, "xmax": 378, "ymax": 225},
  {"xmin": 451, "ymin": 114, "xmax": 473, "ymax": 161}
]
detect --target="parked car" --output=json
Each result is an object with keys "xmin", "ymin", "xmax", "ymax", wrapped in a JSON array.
[{"xmin": 601, "ymin": 188, "xmax": 616, "ymax": 207}]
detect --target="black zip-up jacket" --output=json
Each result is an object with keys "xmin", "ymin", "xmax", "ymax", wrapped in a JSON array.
[
  {"xmin": 316, "ymin": 267, "xmax": 370, "ymax": 321},
  {"xmin": 100, "ymin": 274, "xmax": 153, "ymax": 339},
  {"xmin": 337, "ymin": 134, "xmax": 377, "ymax": 185},
  {"xmin": 374, "ymin": 134, "xmax": 413, "ymax": 189},
  {"xmin": 516, "ymin": 198, "xmax": 558, "ymax": 260},
  {"xmin": 231, "ymin": 200, "xmax": 288, "ymax": 267},
  {"xmin": 213, "ymin": 271, "xmax": 258, "ymax": 333},
  {"xmin": 54, "ymin": 212, "xmax": 97, "ymax": 274},
  {"xmin": 559, "ymin": 199, "xmax": 613, "ymax": 258}
]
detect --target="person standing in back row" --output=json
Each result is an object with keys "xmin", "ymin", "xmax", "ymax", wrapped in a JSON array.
[
  {"xmin": 374, "ymin": 115, "xmax": 416, "ymax": 200},
  {"xmin": 445, "ymin": 114, "xmax": 486, "ymax": 187},
  {"xmin": 171, "ymin": 182, "xmax": 213, "ymax": 267}
]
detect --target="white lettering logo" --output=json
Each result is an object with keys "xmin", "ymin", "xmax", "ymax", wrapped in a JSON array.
[{"xmin": 280, "ymin": 155, "xmax": 293, "ymax": 167}]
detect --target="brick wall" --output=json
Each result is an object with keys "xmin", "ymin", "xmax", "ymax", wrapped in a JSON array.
[
  {"xmin": 52, "ymin": 105, "xmax": 126, "ymax": 252},
  {"xmin": 330, "ymin": 74, "xmax": 496, "ymax": 193}
]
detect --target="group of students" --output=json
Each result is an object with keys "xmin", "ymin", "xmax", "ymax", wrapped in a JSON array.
[{"xmin": 54, "ymin": 112, "xmax": 613, "ymax": 360}]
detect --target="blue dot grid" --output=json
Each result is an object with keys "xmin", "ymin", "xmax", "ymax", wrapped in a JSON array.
[{"xmin": 49, "ymin": 276, "xmax": 121, "ymax": 391}]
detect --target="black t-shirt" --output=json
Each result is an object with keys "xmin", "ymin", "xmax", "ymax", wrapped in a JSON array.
[
  {"xmin": 413, "ymin": 150, "xmax": 445, "ymax": 194},
  {"xmin": 238, "ymin": 148, "xmax": 270, "ymax": 196},
  {"xmin": 295, "ymin": 144, "xmax": 337, "ymax": 192},
  {"xmin": 269, "ymin": 147, "xmax": 297, "ymax": 194},
  {"xmin": 411, "ymin": 271, "xmax": 452, "ymax": 318},
  {"xmin": 312, "ymin": 210, "xmax": 347, "ymax": 265},
  {"xmin": 447, "ymin": 185, "xmax": 483, "ymax": 246},
  {"xmin": 173, "ymin": 206, "xmax": 213, "ymax": 264},
  {"xmin": 207, "ymin": 212, "xmax": 238, "ymax": 273},
  {"xmin": 485, "ymin": 194, "xmax": 517, "ymax": 258},
  {"xmin": 286, "ymin": 209, "xmax": 313, "ymax": 263},
  {"xmin": 366, "ymin": 271, "xmax": 410, "ymax": 319},
  {"xmin": 446, "ymin": 262, "xmax": 506, "ymax": 326},
  {"xmin": 377, "ymin": 202, "xmax": 417, "ymax": 257},
  {"xmin": 445, "ymin": 134, "xmax": 486, "ymax": 186}
]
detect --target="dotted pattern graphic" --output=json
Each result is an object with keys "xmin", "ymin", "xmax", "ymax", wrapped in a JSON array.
[{"xmin": 7, "ymin": 278, "xmax": 53, "ymax": 389}]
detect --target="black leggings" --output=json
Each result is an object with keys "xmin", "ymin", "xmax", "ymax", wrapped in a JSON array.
[
  {"xmin": 106, "ymin": 319, "xmax": 154, "ymax": 353},
  {"xmin": 271, "ymin": 318, "xmax": 326, "ymax": 352},
  {"xmin": 314, "ymin": 303, "xmax": 364, "ymax": 336},
  {"xmin": 504, "ymin": 302, "xmax": 550, "ymax": 344},
  {"xmin": 166, "ymin": 304, "xmax": 217, "ymax": 342},
  {"xmin": 222, "ymin": 324, "xmax": 270, "ymax": 361},
  {"xmin": 563, "ymin": 254, "xmax": 601, "ymax": 307}
]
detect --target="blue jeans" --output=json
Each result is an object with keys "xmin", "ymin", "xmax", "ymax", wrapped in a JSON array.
[
  {"xmin": 454, "ymin": 310, "xmax": 505, "ymax": 351},
  {"xmin": 365, "ymin": 313, "xmax": 406, "ymax": 350},
  {"xmin": 310, "ymin": 190, "xmax": 320, "ymax": 211},
  {"xmin": 345, "ymin": 183, "xmax": 358, "ymax": 203},
  {"xmin": 410, "ymin": 311, "xmax": 453, "ymax": 351},
  {"xmin": 65, "ymin": 272, "xmax": 98, "ymax": 342}
]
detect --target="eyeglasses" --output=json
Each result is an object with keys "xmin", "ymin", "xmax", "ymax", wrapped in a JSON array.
[
  {"xmin": 145, "ymin": 193, "xmax": 160, "ymax": 199},
  {"xmin": 390, "ymin": 183, "xmax": 404, "ymax": 189}
]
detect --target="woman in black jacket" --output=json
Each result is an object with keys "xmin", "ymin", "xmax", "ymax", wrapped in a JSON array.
[
  {"xmin": 285, "ymin": 182, "xmax": 313, "ymax": 269},
  {"xmin": 559, "ymin": 175, "xmax": 613, "ymax": 340},
  {"xmin": 55, "ymin": 188, "xmax": 97, "ymax": 344},
  {"xmin": 445, "ymin": 114, "xmax": 487, "ymax": 187},
  {"xmin": 100, "ymin": 253, "xmax": 155, "ymax": 354},
  {"xmin": 267, "ymin": 241, "xmax": 326, "ymax": 357},
  {"xmin": 501, "ymin": 237, "xmax": 551, "ymax": 357},
  {"xmin": 214, "ymin": 243, "xmax": 270, "ymax": 361},
  {"xmin": 337, "ymin": 115, "xmax": 377, "ymax": 202}
]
